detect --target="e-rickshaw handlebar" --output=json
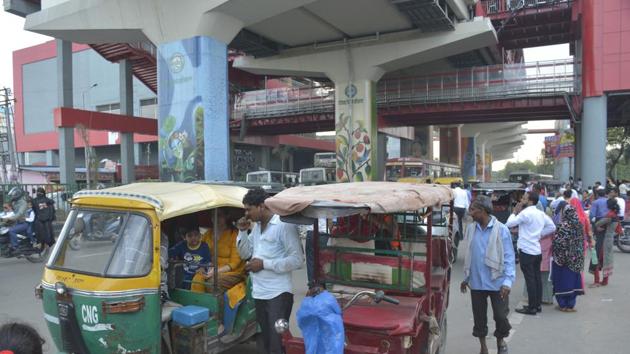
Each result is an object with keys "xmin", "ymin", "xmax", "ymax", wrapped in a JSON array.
[{"xmin": 341, "ymin": 290, "xmax": 400, "ymax": 311}]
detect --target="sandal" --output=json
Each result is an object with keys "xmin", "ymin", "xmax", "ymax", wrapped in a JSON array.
[
  {"xmin": 588, "ymin": 283, "xmax": 601, "ymax": 288},
  {"xmin": 565, "ymin": 308, "xmax": 577, "ymax": 312},
  {"xmin": 498, "ymin": 342, "xmax": 508, "ymax": 354}
]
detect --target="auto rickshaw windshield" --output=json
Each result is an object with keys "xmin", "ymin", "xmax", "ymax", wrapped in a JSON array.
[{"xmin": 48, "ymin": 209, "xmax": 153, "ymax": 277}]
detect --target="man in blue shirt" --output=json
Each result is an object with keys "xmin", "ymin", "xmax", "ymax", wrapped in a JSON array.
[
  {"xmin": 590, "ymin": 188, "xmax": 609, "ymax": 222},
  {"xmin": 461, "ymin": 195, "xmax": 515, "ymax": 354},
  {"xmin": 533, "ymin": 184, "xmax": 548, "ymax": 211},
  {"xmin": 169, "ymin": 228, "xmax": 211, "ymax": 290}
]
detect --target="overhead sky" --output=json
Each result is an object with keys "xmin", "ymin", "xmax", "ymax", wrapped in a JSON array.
[{"xmin": 0, "ymin": 11, "xmax": 571, "ymax": 170}]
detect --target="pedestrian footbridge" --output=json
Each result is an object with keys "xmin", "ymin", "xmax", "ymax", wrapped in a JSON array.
[{"xmin": 230, "ymin": 58, "xmax": 580, "ymax": 135}]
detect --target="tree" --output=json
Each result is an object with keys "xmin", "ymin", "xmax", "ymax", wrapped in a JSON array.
[{"xmin": 606, "ymin": 127, "xmax": 630, "ymax": 180}]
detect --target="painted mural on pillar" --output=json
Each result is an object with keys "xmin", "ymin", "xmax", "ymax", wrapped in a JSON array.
[
  {"xmin": 484, "ymin": 152, "xmax": 492, "ymax": 182},
  {"xmin": 461, "ymin": 137, "xmax": 476, "ymax": 181},
  {"xmin": 335, "ymin": 81, "xmax": 377, "ymax": 182},
  {"xmin": 158, "ymin": 36, "xmax": 229, "ymax": 182},
  {"xmin": 336, "ymin": 113, "xmax": 372, "ymax": 181}
]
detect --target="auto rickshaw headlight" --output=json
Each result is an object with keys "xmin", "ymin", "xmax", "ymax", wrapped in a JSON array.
[
  {"xmin": 55, "ymin": 282, "xmax": 67, "ymax": 296},
  {"xmin": 274, "ymin": 318, "xmax": 289, "ymax": 334}
]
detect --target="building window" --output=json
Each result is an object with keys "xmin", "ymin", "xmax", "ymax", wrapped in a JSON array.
[
  {"xmin": 96, "ymin": 103, "xmax": 120, "ymax": 114},
  {"xmin": 140, "ymin": 98, "xmax": 157, "ymax": 119}
]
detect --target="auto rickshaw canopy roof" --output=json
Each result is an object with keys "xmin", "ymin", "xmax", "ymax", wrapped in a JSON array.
[
  {"xmin": 71, "ymin": 182, "xmax": 248, "ymax": 221},
  {"xmin": 265, "ymin": 181, "xmax": 453, "ymax": 219}
]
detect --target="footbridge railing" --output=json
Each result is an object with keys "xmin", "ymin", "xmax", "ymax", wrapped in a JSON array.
[{"xmin": 232, "ymin": 58, "xmax": 579, "ymax": 120}]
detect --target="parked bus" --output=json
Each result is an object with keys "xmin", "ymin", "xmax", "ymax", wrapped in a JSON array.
[
  {"xmin": 508, "ymin": 171, "xmax": 553, "ymax": 184},
  {"xmin": 385, "ymin": 157, "xmax": 461, "ymax": 183}
]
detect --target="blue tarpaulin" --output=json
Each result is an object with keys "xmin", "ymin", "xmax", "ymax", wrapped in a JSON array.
[{"xmin": 296, "ymin": 290, "xmax": 344, "ymax": 354}]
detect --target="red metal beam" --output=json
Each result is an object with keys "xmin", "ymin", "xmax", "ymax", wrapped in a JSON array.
[{"xmin": 54, "ymin": 107, "xmax": 157, "ymax": 135}]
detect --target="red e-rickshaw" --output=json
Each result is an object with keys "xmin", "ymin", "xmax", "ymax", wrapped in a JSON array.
[{"xmin": 265, "ymin": 182, "xmax": 454, "ymax": 354}]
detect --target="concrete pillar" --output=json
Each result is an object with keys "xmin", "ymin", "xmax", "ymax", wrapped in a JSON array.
[
  {"xmin": 158, "ymin": 36, "xmax": 229, "ymax": 182},
  {"xmin": 45, "ymin": 150, "xmax": 57, "ymax": 166},
  {"xmin": 413, "ymin": 125, "xmax": 433, "ymax": 159},
  {"xmin": 334, "ymin": 79, "xmax": 378, "ymax": 182},
  {"xmin": 120, "ymin": 58, "xmax": 135, "ymax": 184},
  {"xmin": 461, "ymin": 134, "xmax": 477, "ymax": 182},
  {"xmin": 260, "ymin": 146, "xmax": 271, "ymax": 170},
  {"xmin": 134, "ymin": 143, "xmax": 142, "ymax": 166},
  {"xmin": 477, "ymin": 142, "xmax": 486, "ymax": 182},
  {"xmin": 580, "ymin": 96, "xmax": 607, "ymax": 187},
  {"xmin": 574, "ymin": 122, "xmax": 581, "ymax": 180},
  {"xmin": 376, "ymin": 133, "xmax": 388, "ymax": 181},
  {"xmin": 439, "ymin": 126, "xmax": 461, "ymax": 165},
  {"xmin": 56, "ymin": 39, "xmax": 75, "ymax": 186}
]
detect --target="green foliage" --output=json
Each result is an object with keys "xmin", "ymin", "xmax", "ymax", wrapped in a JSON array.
[
  {"xmin": 494, "ymin": 159, "xmax": 552, "ymax": 181},
  {"xmin": 607, "ymin": 127, "xmax": 630, "ymax": 180},
  {"xmin": 162, "ymin": 115, "xmax": 176, "ymax": 134}
]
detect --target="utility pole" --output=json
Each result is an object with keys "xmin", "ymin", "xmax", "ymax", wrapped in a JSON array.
[{"xmin": 0, "ymin": 88, "xmax": 18, "ymax": 183}]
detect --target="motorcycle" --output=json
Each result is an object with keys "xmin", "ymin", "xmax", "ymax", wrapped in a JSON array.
[
  {"xmin": 0, "ymin": 226, "xmax": 50, "ymax": 263},
  {"xmin": 616, "ymin": 222, "xmax": 630, "ymax": 253}
]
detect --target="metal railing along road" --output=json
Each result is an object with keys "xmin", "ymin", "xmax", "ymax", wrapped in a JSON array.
[{"xmin": 232, "ymin": 58, "xmax": 579, "ymax": 119}]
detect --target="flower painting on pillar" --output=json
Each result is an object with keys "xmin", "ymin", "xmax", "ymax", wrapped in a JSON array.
[
  {"xmin": 335, "ymin": 113, "xmax": 372, "ymax": 181},
  {"xmin": 335, "ymin": 81, "xmax": 377, "ymax": 182}
]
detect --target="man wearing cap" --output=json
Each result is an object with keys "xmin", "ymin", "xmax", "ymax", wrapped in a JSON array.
[{"xmin": 461, "ymin": 195, "xmax": 515, "ymax": 354}]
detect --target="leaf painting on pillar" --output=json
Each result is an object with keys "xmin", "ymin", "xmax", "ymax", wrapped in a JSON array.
[
  {"xmin": 194, "ymin": 106, "xmax": 205, "ymax": 179},
  {"xmin": 336, "ymin": 113, "xmax": 371, "ymax": 182},
  {"xmin": 159, "ymin": 105, "xmax": 203, "ymax": 182}
]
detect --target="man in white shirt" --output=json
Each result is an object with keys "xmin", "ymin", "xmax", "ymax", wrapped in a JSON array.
[
  {"xmin": 452, "ymin": 182, "xmax": 470, "ymax": 248},
  {"xmin": 505, "ymin": 192, "xmax": 556, "ymax": 315},
  {"xmin": 619, "ymin": 181, "xmax": 628, "ymax": 199},
  {"xmin": 609, "ymin": 187, "xmax": 626, "ymax": 221},
  {"xmin": 236, "ymin": 188, "xmax": 304, "ymax": 354}
]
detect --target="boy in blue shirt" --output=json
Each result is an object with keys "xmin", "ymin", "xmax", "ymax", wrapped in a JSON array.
[{"xmin": 168, "ymin": 228, "xmax": 211, "ymax": 290}]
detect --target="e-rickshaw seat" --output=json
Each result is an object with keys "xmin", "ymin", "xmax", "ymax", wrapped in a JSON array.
[{"xmin": 342, "ymin": 296, "xmax": 426, "ymax": 335}]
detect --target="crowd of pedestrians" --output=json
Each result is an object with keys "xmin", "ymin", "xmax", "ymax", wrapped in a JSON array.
[{"xmin": 461, "ymin": 176, "xmax": 627, "ymax": 354}]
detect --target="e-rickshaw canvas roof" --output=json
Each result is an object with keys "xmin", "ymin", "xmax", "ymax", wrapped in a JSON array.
[
  {"xmin": 265, "ymin": 182, "xmax": 453, "ymax": 219},
  {"xmin": 71, "ymin": 182, "xmax": 248, "ymax": 220}
]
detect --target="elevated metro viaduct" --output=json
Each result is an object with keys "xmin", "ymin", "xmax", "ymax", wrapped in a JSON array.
[{"xmin": 6, "ymin": 0, "xmax": 630, "ymax": 186}]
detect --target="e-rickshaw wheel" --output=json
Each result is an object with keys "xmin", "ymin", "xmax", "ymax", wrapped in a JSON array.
[{"xmin": 435, "ymin": 313, "xmax": 447, "ymax": 354}]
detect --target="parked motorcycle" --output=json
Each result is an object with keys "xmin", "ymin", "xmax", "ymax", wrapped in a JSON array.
[
  {"xmin": 616, "ymin": 222, "xmax": 630, "ymax": 253},
  {"xmin": 0, "ymin": 226, "xmax": 50, "ymax": 263}
]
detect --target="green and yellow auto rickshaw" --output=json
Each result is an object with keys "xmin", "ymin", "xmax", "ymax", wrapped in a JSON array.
[{"xmin": 36, "ymin": 182, "xmax": 257, "ymax": 353}]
